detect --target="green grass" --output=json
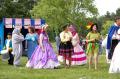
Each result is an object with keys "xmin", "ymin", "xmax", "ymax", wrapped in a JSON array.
[{"xmin": 0, "ymin": 43, "xmax": 120, "ymax": 79}]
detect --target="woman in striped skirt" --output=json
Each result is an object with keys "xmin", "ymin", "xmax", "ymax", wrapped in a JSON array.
[
  {"xmin": 59, "ymin": 24, "xmax": 73, "ymax": 68},
  {"xmin": 68, "ymin": 24, "xmax": 87, "ymax": 65}
]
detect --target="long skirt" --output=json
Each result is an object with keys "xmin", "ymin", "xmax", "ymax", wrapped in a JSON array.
[
  {"xmin": 59, "ymin": 41, "xmax": 73, "ymax": 59},
  {"xmin": 66, "ymin": 44, "xmax": 87, "ymax": 65},
  {"xmin": 109, "ymin": 42, "xmax": 120, "ymax": 73},
  {"xmin": 67, "ymin": 44, "xmax": 87, "ymax": 65},
  {"xmin": 26, "ymin": 41, "xmax": 60, "ymax": 69},
  {"xmin": 58, "ymin": 43, "xmax": 87, "ymax": 65}
]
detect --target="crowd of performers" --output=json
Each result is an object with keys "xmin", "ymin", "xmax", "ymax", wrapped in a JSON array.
[{"xmin": 1, "ymin": 17, "xmax": 120, "ymax": 73}]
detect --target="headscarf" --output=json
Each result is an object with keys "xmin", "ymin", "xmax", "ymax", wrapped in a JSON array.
[
  {"xmin": 69, "ymin": 24, "xmax": 77, "ymax": 36},
  {"xmin": 12, "ymin": 28, "xmax": 20, "ymax": 35}
]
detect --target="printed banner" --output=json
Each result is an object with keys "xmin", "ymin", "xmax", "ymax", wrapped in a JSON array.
[
  {"xmin": 35, "ymin": 19, "xmax": 41, "ymax": 29},
  {"xmin": 4, "ymin": 18, "xmax": 12, "ymax": 28},
  {"xmin": 14, "ymin": 18, "xmax": 22, "ymax": 29},
  {"xmin": 24, "ymin": 19, "xmax": 31, "ymax": 29},
  {"xmin": 4, "ymin": 18, "xmax": 45, "ymax": 29}
]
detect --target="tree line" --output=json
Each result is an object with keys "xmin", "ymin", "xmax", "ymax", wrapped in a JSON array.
[{"xmin": 0, "ymin": 0, "xmax": 120, "ymax": 40}]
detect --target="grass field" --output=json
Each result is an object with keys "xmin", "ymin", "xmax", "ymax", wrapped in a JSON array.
[{"xmin": 0, "ymin": 43, "xmax": 120, "ymax": 79}]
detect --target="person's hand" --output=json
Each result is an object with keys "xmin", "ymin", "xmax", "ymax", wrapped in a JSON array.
[
  {"xmin": 91, "ymin": 39, "xmax": 95, "ymax": 42},
  {"xmin": 85, "ymin": 40, "xmax": 89, "ymax": 42},
  {"xmin": 86, "ymin": 39, "xmax": 94, "ymax": 42}
]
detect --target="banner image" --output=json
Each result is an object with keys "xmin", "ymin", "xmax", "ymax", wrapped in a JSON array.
[
  {"xmin": 24, "ymin": 19, "xmax": 31, "ymax": 29},
  {"xmin": 4, "ymin": 18, "xmax": 45, "ymax": 29},
  {"xmin": 4, "ymin": 18, "xmax": 13, "ymax": 28},
  {"xmin": 14, "ymin": 18, "xmax": 22, "ymax": 29},
  {"xmin": 34, "ymin": 19, "xmax": 41, "ymax": 29}
]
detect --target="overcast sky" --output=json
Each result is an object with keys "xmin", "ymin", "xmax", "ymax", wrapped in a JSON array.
[{"xmin": 94, "ymin": 0, "xmax": 120, "ymax": 15}]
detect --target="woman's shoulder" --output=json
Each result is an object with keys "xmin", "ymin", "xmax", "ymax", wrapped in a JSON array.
[
  {"xmin": 40, "ymin": 32, "xmax": 46, "ymax": 37},
  {"xmin": 60, "ymin": 31, "xmax": 64, "ymax": 35},
  {"xmin": 96, "ymin": 32, "xmax": 100, "ymax": 35},
  {"xmin": 26, "ymin": 33, "xmax": 30, "ymax": 36},
  {"xmin": 60, "ymin": 31, "xmax": 64, "ymax": 34},
  {"xmin": 87, "ymin": 32, "xmax": 92, "ymax": 35},
  {"xmin": 33, "ymin": 33, "xmax": 38, "ymax": 36},
  {"xmin": 88, "ymin": 32, "xmax": 100, "ymax": 34}
]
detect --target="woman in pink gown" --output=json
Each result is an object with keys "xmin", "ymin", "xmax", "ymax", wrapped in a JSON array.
[
  {"xmin": 26, "ymin": 24, "xmax": 60, "ymax": 69},
  {"xmin": 68, "ymin": 25, "xmax": 87, "ymax": 65}
]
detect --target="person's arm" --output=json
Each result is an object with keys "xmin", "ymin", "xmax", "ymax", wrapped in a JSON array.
[
  {"xmin": 25, "ymin": 34, "xmax": 31, "ymax": 40},
  {"xmin": 69, "ymin": 32, "xmax": 73, "ymax": 41},
  {"xmin": 39, "ymin": 34, "xmax": 44, "ymax": 52},
  {"xmin": 13, "ymin": 34, "xmax": 24, "ymax": 42},
  {"xmin": 73, "ymin": 33, "xmax": 80, "ymax": 46},
  {"xmin": 3, "ymin": 40, "xmax": 7, "ymax": 50},
  {"xmin": 35, "ymin": 34, "xmax": 39, "ymax": 44},
  {"xmin": 76, "ymin": 33, "xmax": 80, "ymax": 43},
  {"xmin": 19, "ymin": 35, "xmax": 24, "ymax": 42},
  {"xmin": 4, "ymin": 40, "xmax": 12, "ymax": 52}
]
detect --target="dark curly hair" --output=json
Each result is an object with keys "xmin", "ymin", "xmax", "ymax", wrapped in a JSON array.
[
  {"xmin": 62, "ymin": 23, "xmax": 70, "ymax": 31},
  {"xmin": 28, "ymin": 27, "xmax": 35, "ymax": 33},
  {"xmin": 114, "ymin": 16, "xmax": 120, "ymax": 22},
  {"xmin": 90, "ymin": 23, "xmax": 98, "ymax": 31}
]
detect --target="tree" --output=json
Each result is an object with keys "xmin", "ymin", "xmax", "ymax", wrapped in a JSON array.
[
  {"xmin": 116, "ymin": 8, "xmax": 120, "ymax": 16},
  {"xmin": 0, "ymin": 0, "xmax": 37, "ymax": 19},
  {"xmin": 104, "ymin": 11, "xmax": 113, "ymax": 20},
  {"xmin": 101, "ymin": 20, "xmax": 114, "ymax": 35},
  {"xmin": 31, "ymin": 0, "xmax": 98, "ymax": 40}
]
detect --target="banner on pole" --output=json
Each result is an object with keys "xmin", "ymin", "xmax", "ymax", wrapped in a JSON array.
[
  {"xmin": 24, "ymin": 19, "xmax": 31, "ymax": 29},
  {"xmin": 14, "ymin": 18, "xmax": 22, "ymax": 29},
  {"xmin": 4, "ymin": 18, "xmax": 45, "ymax": 29},
  {"xmin": 4, "ymin": 18, "xmax": 13, "ymax": 28},
  {"xmin": 34, "ymin": 19, "xmax": 41, "ymax": 29}
]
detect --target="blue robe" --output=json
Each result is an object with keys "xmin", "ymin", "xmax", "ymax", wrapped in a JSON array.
[
  {"xmin": 107, "ymin": 24, "xmax": 120, "ymax": 50},
  {"xmin": 25, "ymin": 33, "xmax": 38, "ymax": 59}
]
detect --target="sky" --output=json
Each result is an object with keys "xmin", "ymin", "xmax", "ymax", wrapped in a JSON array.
[{"xmin": 95, "ymin": 0, "xmax": 120, "ymax": 16}]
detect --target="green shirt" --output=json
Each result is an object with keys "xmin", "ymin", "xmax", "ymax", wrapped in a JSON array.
[{"xmin": 86, "ymin": 32, "xmax": 100, "ymax": 42}]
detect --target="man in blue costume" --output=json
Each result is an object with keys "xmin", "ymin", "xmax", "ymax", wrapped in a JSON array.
[{"xmin": 107, "ymin": 17, "xmax": 120, "ymax": 62}]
